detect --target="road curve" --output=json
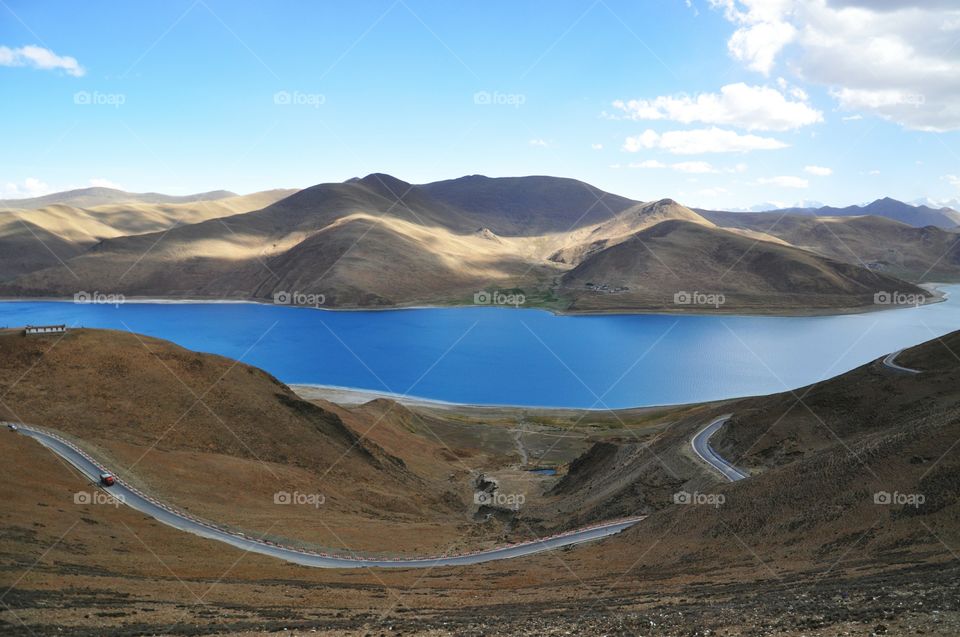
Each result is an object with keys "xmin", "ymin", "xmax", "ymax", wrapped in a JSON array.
[
  {"xmin": 691, "ymin": 415, "xmax": 749, "ymax": 482},
  {"xmin": 11, "ymin": 424, "xmax": 642, "ymax": 569},
  {"xmin": 882, "ymin": 350, "xmax": 921, "ymax": 374}
]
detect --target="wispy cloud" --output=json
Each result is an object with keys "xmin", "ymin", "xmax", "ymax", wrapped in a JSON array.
[
  {"xmin": 758, "ymin": 175, "xmax": 808, "ymax": 189},
  {"xmin": 2, "ymin": 177, "xmax": 50, "ymax": 197},
  {"xmin": 610, "ymin": 82, "xmax": 822, "ymax": 131},
  {"xmin": 629, "ymin": 160, "xmax": 719, "ymax": 174},
  {"xmin": 0, "ymin": 44, "xmax": 85, "ymax": 77},
  {"xmin": 89, "ymin": 178, "xmax": 124, "ymax": 189},
  {"xmin": 623, "ymin": 127, "xmax": 787, "ymax": 154}
]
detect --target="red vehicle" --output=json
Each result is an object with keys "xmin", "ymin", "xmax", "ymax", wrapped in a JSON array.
[{"xmin": 99, "ymin": 472, "xmax": 116, "ymax": 487}]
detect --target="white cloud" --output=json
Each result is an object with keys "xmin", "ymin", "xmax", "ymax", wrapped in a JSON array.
[
  {"xmin": 697, "ymin": 187, "xmax": 730, "ymax": 197},
  {"xmin": 628, "ymin": 160, "xmax": 719, "ymax": 173},
  {"xmin": 529, "ymin": 138, "xmax": 548, "ymax": 148},
  {"xmin": 623, "ymin": 130, "xmax": 661, "ymax": 152},
  {"xmin": 804, "ymin": 165, "xmax": 832, "ymax": 176},
  {"xmin": 728, "ymin": 19, "xmax": 796, "ymax": 75},
  {"xmin": 611, "ymin": 82, "xmax": 821, "ymax": 131},
  {"xmin": 0, "ymin": 44, "xmax": 85, "ymax": 77},
  {"xmin": 629, "ymin": 160, "xmax": 667, "ymax": 169},
  {"xmin": 623, "ymin": 127, "xmax": 788, "ymax": 154},
  {"xmin": 758, "ymin": 175, "xmax": 809, "ymax": 188},
  {"xmin": 591, "ymin": 143, "xmax": 603, "ymax": 150},
  {"xmin": 88, "ymin": 178, "xmax": 123, "ymax": 189},
  {"xmin": 708, "ymin": 0, "xmax": 798, "ymax": 75},
  {"xmin": 842, "ymin": 114, "xmax": 863, "ymax": 121},
  {"xmin": 945, "ymin": 174, "xmax": 960, "ymax": 189},
  {"xmin": 672, "ymin": 161, "xmax": 720, "ymax": 173},
  {"xmin": 2, "ymin": 177, "xmax": 50, "ymax": 197},
  {"xmin": 710, "ymin": 1, "xmax": 960, "ymax": 130}
]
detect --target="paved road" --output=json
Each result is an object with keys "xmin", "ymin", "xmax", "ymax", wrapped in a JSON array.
[
  {"xmin": 690, "ymin": 414, "xmax": 749, "ymax": 482},
  {"xmin": 882, "ymin": 349, "xmax": 921, "ymax": 374},
  {"xmin": 11, "ymin": 424, "xmax": 642, "ymax": 569}
]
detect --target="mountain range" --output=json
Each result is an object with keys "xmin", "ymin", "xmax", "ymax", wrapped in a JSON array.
[
  {"xmin": 0, "ymin": 186, "xmax": 239, "ymax": 210},
  {"xmin": 709, "ymin": 197, "xmax": 960, "ymax": 229},
  {"xmin": 1, "ymin": 175, "xmax": 954, "ymax": 314}
]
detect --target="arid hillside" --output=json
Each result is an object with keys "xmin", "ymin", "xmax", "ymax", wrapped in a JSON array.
[
  {"xmin": 0, "ymin": 189, "xmax": 297, "ymax": 280},
  {"xmin": 538, "ymin": 329, "xmax": 960, "ymax": 585},
  {"xmin": 559, "ymin": 219, "xmax": 932, "ymax": 312},
  {"xmin": 700, "ymin": 197, "xmax": 960, "ymax": 229},
  {"xmin": 0, "ymin": 186, "xmax": 238, "ymax": 210},
  {"xmin": 0, "ymin": 328, "xmax": 508, "ymax": 554},
  {"xmin": 1, "ymin": 328, "xmax": 959, "ymax": 635},
  {"xmin": 0, "ymin": 175, "xmax": 940, "ymax": 315},
  {"xmin": 701, "ymin": 209, "xmax": 960, "ymax": 282}
]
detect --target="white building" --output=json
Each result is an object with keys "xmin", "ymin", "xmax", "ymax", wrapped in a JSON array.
[{"xmin": 24, "ymin": 325, "xmax": 67, "ymax": 335}]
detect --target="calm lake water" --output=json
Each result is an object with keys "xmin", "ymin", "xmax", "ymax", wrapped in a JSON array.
[{"xmin": 2, "ymin": 287, "xmax": 958, "ymax": 409}]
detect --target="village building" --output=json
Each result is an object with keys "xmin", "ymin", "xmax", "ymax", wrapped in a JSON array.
[{"xmin": 24, "ymin": 325, "xmax": 67, "ymax": 335}]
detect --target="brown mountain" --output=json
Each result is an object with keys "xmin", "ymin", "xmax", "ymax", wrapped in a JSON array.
[
  {"xmin": 0, "ymin": 186, "xmax": 237, "ymax": 210},
  {"xmin": 559, "ymin": 219, "xmax": 933, "ymax": 312},
  {"xmin": 701, "ymin": 197, "xmax": 960, "ymax": 229},
  {"xmin": 0, "ymin": 175, "xmax": 938, "ymax": 314},
  {"xmin": 700, "ymin": 210, "xmax": 960, "ymax": 282},
  {"xmin": 0, "ymin": 189, "xmax": 298, "ymax": 280},
  {"xmin": 532, "ymin": 328, "xmax": 960, "ymax": 594}
]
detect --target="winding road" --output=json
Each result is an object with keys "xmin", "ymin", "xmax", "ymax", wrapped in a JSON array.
[
  {"xmin": 690, "ymin": 414, "xmax": 749, "ymax": 482},
  {"xmin": 12, "ymin": 423, "xmax": 642, "ymax": 568},
  {"xmin": 882, "ymin": 349, "xmax": 921, "ymax": 374}
]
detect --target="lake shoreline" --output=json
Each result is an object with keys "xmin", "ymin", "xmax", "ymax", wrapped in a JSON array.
[
  {"xmin": 0, "ymin": 284, "xmax": 947, "ymax": 319},
  {"xmin": 3, "ymin": 285, "xmax": 956, "ymax": 410},
  {"xmin": 290, "ymin": 383, "xmax": 711, "ymax": 415}
]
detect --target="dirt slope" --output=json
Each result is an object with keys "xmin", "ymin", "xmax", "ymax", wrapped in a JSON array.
[
  {"xmin": 0, "ymin": 186, "xmax": 236, "ymax": 210},
  {"xmin": 2, "ymin": 176, "xmax": 936, "ymax": 316},
  {"xmin": 701, "ymin": 210, "xmax": 960, "ymax": 282},
  {"xmin": 560, "ymin": 219, "xmax": 933, "ymax": 312},
  {"xmin": 544, "ymin": 329, "xmax": 960, "ymax": 582},
  {"xmin": 0, "ymin": 328, "xmax": 492, "ymax": 553},
  {"xmin": 0, "ymin": 189, "xmax": 297, "ymax": 281},
  {"xmin": 2, "ymin": 329, "xmax": 959, "ymax": 635}
]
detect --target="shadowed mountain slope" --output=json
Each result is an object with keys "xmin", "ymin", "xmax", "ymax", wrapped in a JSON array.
[{"xmin": 559, "ymin": 219, "xmax": 932, "ymax": 312}]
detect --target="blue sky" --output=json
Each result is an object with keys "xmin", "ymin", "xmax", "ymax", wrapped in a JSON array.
[{"xmin": 1, "ymin": 0, "xmax": 959, "ymax": 208}]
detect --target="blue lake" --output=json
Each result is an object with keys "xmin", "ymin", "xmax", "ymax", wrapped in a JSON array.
[{"xmin": 1, "ymin": 287, "xmax": 958, "ymax": 409}]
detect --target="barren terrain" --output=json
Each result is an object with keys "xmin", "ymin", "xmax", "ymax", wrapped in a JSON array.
[
  {"xmin": 1, "ymin": 327, "xmax": 958, "ymax": 635},
  {"xmin": 0, "ymin": 177, "xmax": 948, "ymax": 314}
]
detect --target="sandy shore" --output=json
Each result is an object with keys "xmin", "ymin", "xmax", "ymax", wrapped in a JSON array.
[
  {"xmin": 289, "ymin": 384, "xmax": 706, "ymax": 422},
  {"xmin": 291, "ymin": 384, "xmax": 474, "ymax": 408}
]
